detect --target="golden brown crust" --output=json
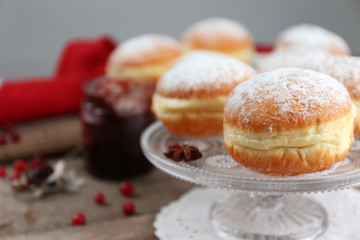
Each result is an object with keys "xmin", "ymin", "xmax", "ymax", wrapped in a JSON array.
[
  {"xmin": 354, "ymin": 114, "xmax": 360, "ymax": 137},
  {"xmin": 224, "ymin": 99, "xmax": 351, "ymax": 133},
  {"xmin": 224, "ymin": 68, "xmax": 353, "ymax": 133},
  {"xmin": 152, "ymin": 94, "xmax": 227, "ymax": 137},
  {"xmin": 185, "ymin": 35, "xmax": 252, "ymax": 52},
  {"xmin": 224, "ymin": 140, "xmax": 352, "ymax": 176},
  {"xmin": 159, "ymin": 114, "xmax": 223, "ymax": 137},
  {"xmin": 182, "ymin": 18, "xmax": 254, "ymax": 52}
]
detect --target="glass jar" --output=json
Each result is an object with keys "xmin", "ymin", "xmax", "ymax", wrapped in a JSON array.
[{"xmin": 81, "ymin": 77, "xmax": 155, "ymax": 180}]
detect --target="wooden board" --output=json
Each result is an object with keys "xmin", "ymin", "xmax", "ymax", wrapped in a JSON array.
[
  {"xmin": 0, "ymin": 157, "xmax": 194, "ymax": 239},
  {"xmin": 0, "ymin": 115, "xmax": 82, "ymax": 161}
]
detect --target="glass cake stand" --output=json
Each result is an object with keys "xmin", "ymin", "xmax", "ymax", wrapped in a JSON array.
[{"xmin": 141, "ymin": 121, "xmax": 360, "ymax": 240}]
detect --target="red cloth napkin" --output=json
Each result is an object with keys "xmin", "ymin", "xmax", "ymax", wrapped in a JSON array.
[{"xmin": 0, "ymin": 36, "xmax": 117, "ymax": 124}]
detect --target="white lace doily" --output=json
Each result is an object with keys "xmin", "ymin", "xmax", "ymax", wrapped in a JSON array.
[{"xmin": 155, "ymin": 188, "xmax": 360, "ymax": 239}]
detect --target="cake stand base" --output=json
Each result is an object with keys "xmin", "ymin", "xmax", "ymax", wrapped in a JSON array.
[
  {"xmin": 210, "ymin": 193, "xmax": 328, "ymax": 240},
  {"xmin": 142, "ymin": 122, "xmax": 360, "ymax": 239}
]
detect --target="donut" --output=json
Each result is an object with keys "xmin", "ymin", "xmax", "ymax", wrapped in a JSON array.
[
  {"xmin": 224, "ymin": 68, "xmax": 356, "ymax": 176},
  {"xmin": 106, "ymin": 34, "xmax": 182, "ymax": 84},
  {"xmin": 182, "ymin": 18, "xmax": 255, "ymax": 64},
  {"xmin": 254, "ymin": 46, "xmax": 327, "ymax": 72},
  {"xmin": 300, "ymin": 55, "xmax": 360, "ymax": 137},
  {"xmin": 275, "ymin": 24, "xmax": 350, "ymax": 55},
  {"xmin": 152, "ymin": 51, "xmax": 257, "ymax": 137}
]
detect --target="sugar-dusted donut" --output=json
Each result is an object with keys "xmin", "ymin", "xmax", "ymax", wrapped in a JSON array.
[{"xmin": 224, "ymin": 68, "xmax": 355, "ymax": 176}]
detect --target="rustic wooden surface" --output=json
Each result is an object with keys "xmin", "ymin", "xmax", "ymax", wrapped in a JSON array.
[
  {"xmin": 0, "ymin": 115, "xmax": 82, "ymax": 161},
  {"xmin": 0, "ymin": 157, "xmax": 194, "ymax": 240}
]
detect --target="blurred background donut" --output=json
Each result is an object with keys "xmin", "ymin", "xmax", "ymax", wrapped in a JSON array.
[{"xmin": 0, "ymin": 0, "xmax": 359, "ymax": 78}]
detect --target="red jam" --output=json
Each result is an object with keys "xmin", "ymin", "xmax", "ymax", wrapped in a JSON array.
[
  {"xmin": 255, "ymin": 43, "xmax": 274, "ymax": 53},
  {"xmin": 81, "ymin": 77, "xmax": 155, "ymax": 180}
]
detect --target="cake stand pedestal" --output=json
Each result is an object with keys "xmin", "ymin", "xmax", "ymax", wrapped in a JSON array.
[{"xmin": 141, "ymin": 121, "xmax": 360, "ymax": 240}]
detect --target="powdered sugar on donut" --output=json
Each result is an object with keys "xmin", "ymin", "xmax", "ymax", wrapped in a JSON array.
[
  {"xmin": 277, "ymin": 24, "xmax": 350, "ymax": 54},
  {"xmin": 300, "ymin": 55, "xmax": 360, "ymax": 99},
  {"xmin": 156, "ymin": 51, "xmax": 257, "ymax": 98},
  {"xmin": 255, "ymin": 47, "xmax": 327, "ymax": 72},
  {"xmin": 183, "ymin": 18, "xmax": 251, "ymax": 44},
  {"xmin": 225, "ymin": 68, "xmax": 352, "ymax": 132},
  {"xmin": 109, "ymin": 34, "xmax": 181, "ymax": 65}
]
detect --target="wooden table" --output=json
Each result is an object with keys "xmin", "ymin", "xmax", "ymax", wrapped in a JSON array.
[
  {"xmin": 2, "ymin": 116, "xmax": 360, "ymax": 239},
  {"xmin": 0, "ymin": 157, "xmax": 194, "ymax": 240}
]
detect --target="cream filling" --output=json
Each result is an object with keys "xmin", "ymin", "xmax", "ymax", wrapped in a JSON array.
[
  {"xmin": 224, "ymin": 105, "xmax": 356, "ymax": 152},
  {"xmin": 353, "ymin": 99, "xmax": 360, "ymax": 118},
  {"xmin": 183, "ymin": 44, "xmax": 254, "ymax": 64},
  {"xmin": 224, "ymin": 47, "xmax": 254, "ymax": 64},
  {"xmin": 106, "ymin": 60, "xmax": 175, "ymax": 81},
  {"xmin": 152, "ymin": 94, "xmax": 227, "ymax": 118}
]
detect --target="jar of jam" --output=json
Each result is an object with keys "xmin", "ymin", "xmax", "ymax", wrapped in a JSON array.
[{"xmin": 81, "ymin": 77, "xmax": 155, "ymax": 180}]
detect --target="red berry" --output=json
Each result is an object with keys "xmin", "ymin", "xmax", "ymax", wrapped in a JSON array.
[
  {"xmin": 71, "ymin": 213, "xmax": 86, "ymax": 226},
  {"xmin": 10, "ymin": 131, "xmax": 20, "ymax": 142},
  {"xmin": 0, "ymin": 167, "xmax": 6, "ymax": 178},
  {"xmin": 13, "ymin": 159, "xmax": 27, "ymax": 173},
  {"xmin": 119, "ymin": 181, "xmax": 134, "ymax": 196},
  {"xmin": 0, "ymin": 135, "xmax": 6, "ymax": 145},
  {"xmin": 122, "ymin": 201, "xmax": 135, "ymax": 216},
  {"xmin": 29, "ymin": 154, "xmax": 44, "ymax": 169},
  {"xmin": 94, "ymin": 192, "xmax": 105, "ymax": 205},
  {"xmin": 9, "ymin": 172, "xmax": 21, "ymax": 181}
]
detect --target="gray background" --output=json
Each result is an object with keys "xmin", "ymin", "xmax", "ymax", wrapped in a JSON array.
[{"xmin": 0, "ymin": 0, "xmax": 359, "ymax": 78}]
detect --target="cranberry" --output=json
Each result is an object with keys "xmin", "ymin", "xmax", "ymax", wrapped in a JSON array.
[
  {"xmin": 13, "ymin": 159, "xmax": 27, "ymax": 173},
  {"xmin": 9, "ymin": 172, "xmax": 21, "ymax": 181},
  {"xmin": 10, "ymin": 131, "xmax": 20, "ymax": 142},
  {"xmin": 119, "ymin": 181, "xmax": 134, "ymax": 196},
  {"xmin": 0, "ymin": 135, "xmax": 6, "ymax": 145},
  {"xmin": 71, "ymin": 213, "xmax": 86, "ymax": 226},
  {"xmin": 122, "ymin": 201, "xmax": 135, "ymax": 216},
  {"xmin": 94, "ymin": 192, "xmax": 105, "ymax": 205},
  {"xmin": 27, "ymin": 164, "xmax": 53, "ymax": 185},
  {"xmin": 29, "ymin": 154, "xmax": 44, "ymax": 169},
  {"xmin": 0, "ymin": 167, "xmax": 6, "ymax": 178}
]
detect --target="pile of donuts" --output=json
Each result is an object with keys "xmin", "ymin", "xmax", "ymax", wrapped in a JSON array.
[{"xmin": 105, "ymin": 18, "xmax": 359, "ymax": 177}]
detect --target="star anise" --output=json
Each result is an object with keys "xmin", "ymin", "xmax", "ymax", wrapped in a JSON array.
[
  {"xmin": 164, "ymin": 143, "xmax": 203, "ymax": 162},
  {"xmin": 26, "ymin": 164, "xmax": 54, "ymax": 185}
]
